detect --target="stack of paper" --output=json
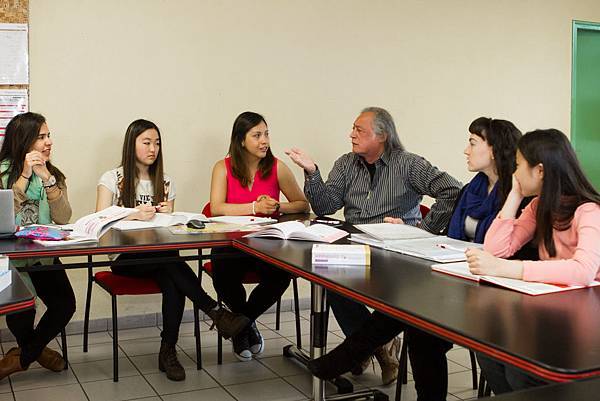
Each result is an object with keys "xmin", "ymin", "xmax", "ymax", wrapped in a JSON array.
[{"xmin": 350, "ymin": 223, "xmax": 480, "ymax": 262}]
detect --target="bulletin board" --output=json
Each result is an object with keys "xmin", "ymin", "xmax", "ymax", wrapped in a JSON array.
[{"xmin": 0, "ymin": 0, "xmax": 28, "ymax": 139}]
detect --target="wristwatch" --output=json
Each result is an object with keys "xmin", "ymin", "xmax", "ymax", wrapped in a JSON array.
[{"xmin": 43, "ymin": 175, "xmax": 57, "ymax": 188}]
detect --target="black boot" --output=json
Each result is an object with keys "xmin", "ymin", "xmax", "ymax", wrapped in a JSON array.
[
  {"xmin": 307, "ymin": 336, "xmax": 373, "ymax": 380},
  {"xmin": 207, "ymin": 307, "xmax": 250, "ymax": 339},
  {"xmin": 158, "ymin": 342, "xmax": 185, "ymax": 381}
]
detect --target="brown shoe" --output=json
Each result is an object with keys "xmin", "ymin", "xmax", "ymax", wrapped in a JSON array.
[
  {"xmin": 0, "ymin": 350, "xmax": 26, "ymax": 380},
  {"xmin": 158, "ymin": 341, "xmax": 185, "ymax": 381},
  {"xmin": 374, "ymin": 337, "xmax": 401, "ymax": 385},
  {"xmin": 37, "ymin": 347, "xmax": 65, "ymax": 372}
]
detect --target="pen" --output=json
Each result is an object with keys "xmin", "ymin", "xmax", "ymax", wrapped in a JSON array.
[{"xmin": 436, "ymin": 243, "xmax": 466, "ymax": 253}]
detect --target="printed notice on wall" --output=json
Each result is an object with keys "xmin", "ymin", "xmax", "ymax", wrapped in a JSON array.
[
  {"xmin": 0, "ymin": 23, "xmax": 29, "ymax": 84},
  {"xmin": 0, "ymin": 89, "xmax": 28, "ymax": 143}
]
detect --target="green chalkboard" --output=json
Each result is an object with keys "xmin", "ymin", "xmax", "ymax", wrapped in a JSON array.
[{"xmin": 572, "ymin": 21, "xmax": 600, "ymax": 190}]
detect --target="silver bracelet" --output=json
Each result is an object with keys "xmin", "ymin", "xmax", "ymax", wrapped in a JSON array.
[{"xmin": 252, "ymin": 201, "xmax": 256, "ymax": 215}]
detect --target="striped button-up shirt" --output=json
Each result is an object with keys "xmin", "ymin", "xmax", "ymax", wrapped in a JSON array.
[{"xmin": 304, "ymin": 148, "xmax": 462, "ymax": 233}]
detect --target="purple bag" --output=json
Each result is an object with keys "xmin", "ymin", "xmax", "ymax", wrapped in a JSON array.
[{"xmin": 15, "ymin": 225, "xmax": 70, "ymax": 241}]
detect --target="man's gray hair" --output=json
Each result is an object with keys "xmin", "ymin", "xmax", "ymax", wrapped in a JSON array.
[{"xmin": 361, "ymin": 107, "xmax": 404, "ymax": 151}]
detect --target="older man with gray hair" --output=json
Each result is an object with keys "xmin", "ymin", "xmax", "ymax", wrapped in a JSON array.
[{"xmin": 286, "ymin": 107, "xmax": 461, "ymax": 400}]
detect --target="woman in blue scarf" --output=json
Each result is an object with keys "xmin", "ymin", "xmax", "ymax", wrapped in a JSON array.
[
  {"xmin": 0, "ymin": 112, "xmax": 76, "ymax": 380},
  {"xmin": 307, "ymin": 117, "xmax": 523, "ymax": 401},
  {"xmin": 447, "ymin": 117, "xmax": 522, "ymax": 242}
]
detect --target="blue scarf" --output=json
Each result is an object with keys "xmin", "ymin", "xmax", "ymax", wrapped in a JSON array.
[{"xmin": 447, "ymin": 172, "xmax": 499, "ymax": 243}]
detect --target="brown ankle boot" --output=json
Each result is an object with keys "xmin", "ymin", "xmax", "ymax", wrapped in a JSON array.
[
  {"xmin": 0, "ymin": 350, "xmax": 26, "ymax": 380},
  {"xmin": 37, "ymin": 347, "xmax": 65, "ymax": 372},
  {"xmin": 8, "ymin": 346, "xmax": 64, "ymax": 372},
  {"xmin": 374, "ymin": 337, "xmax": 401, "ymax": 385},
  {"xmin": 158, "ymin": 342, "xmax": 185, "ymax": 381}
]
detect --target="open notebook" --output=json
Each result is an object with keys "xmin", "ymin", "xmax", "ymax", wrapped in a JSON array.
[
  {"xmin": 350, "ymin": 231, "xmax": 481, "ymax": 263},
  {"xmin": 431, "ymin": 261, "xmax": 600, "ymax": 295}
]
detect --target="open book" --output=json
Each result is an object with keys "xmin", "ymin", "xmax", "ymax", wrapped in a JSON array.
[
  {"xmin": 431, "ymin": 262, "xmax": 600, "ymax": 295},
  {"xmin": 245, "ymin": 221, "xmax": 348, "ymax": 243},
  {"xmin": 350, "ymin": 233, "xmax": 481, "ymax": 263},
  {"xmin": 34, "ymin": 206, "xmax": 136, "ymax": 246},
  {"xmin": 112, "ymin": 212, "xmax": 209, "ymax": 231}
]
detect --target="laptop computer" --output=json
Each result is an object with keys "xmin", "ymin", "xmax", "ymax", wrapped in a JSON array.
[{"xmin": 0, "ymin": 190, "xmax": 16, "ymax": 239}]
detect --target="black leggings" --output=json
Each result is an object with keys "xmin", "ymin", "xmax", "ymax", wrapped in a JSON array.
[
  {"xmin": 6, "ymin": 265, "xmax": 76, "ymax": 368},
  {"xmin": 211, "ymin": 247, "xmax": 291, "ymax": 321},
  {"xmin": 111, "ymin": 251, "xmax": 217, "ymax": 345}
]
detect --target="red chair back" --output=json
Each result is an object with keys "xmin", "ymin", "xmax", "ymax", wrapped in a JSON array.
[{"xmin": 202, "ymin": 202, "xmax": 212, "ymax": 218}]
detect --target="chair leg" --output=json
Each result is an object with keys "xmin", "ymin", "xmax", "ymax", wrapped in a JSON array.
[
  {"xmin": 193, "ymin": 304, "xmax": 202, "ymax": 370},
  {"xmin": 111, "ymin": 295, "xmax": 119, "ymax": 382},
  {"xmin": 217, "ymin": 298, "xmax": 223, "ymax": 365},
  {"xmin": 60, "ymin": 328, "xmax": 68, "ymax": 370},
  {"xmin": 399, "ymin": 336, "xmax": 408, "ymax": 384},
  {"xmin": 292, "ymin": 278, "xmax": 302, "ymax": 349},
  {"xmin": 469, "ymin": 350, "xmax": 478, "ymax": 389},
  {"xmin": 83, "ymin": 255, "xmax": 94, "ymax": 353},
  {"xmin": 275, "ymin": 298, "xmax": 281, "ymax": 331},
  {"xmin": 395, "ymin": 363, "xmax": 403, "ymax": 401},
  {"xmin": 478, "ymin": 371, "xmax": 487, "ymax": 398}
]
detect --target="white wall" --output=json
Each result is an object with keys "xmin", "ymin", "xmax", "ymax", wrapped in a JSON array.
[{"xmin": 16, "ymin": 0, "xmax": 600, "ymax": 325}]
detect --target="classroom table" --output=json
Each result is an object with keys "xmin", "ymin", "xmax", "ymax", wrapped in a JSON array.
[
  {"xmin": 0, "ymin": 269, "xmax": 35, "ymax": 316},
  {"xmin": 233, "ymin": 237, "xmax": 600, "ymax": 401},
  {"xmin": 478, "ymin": 377, "xmax": 600, "ymax": 401},
  {"xmin": 1, "ymin": 221, "xmax": 599, "ymax": 401}
]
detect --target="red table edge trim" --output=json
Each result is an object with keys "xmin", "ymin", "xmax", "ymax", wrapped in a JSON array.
[
  {"xmin": 5, "ymin": 241, "xmax": 232, "ymax": 259},
  {"xmin": 233, "ymin": 240, "xmax": 599, "ymax": 383},
  {"xmin": 0, "ymin": 298, "xmax": 35, "ymax": 315}
]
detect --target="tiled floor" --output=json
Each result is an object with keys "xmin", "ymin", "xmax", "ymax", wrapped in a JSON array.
[{"xmin": 0, "ymin": 310, "xmax": 481, "ymax": 401}]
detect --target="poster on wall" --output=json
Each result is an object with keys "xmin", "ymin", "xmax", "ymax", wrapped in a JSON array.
[
  {"xmin": 0, "ymin": 23, "xmax": 29, "ymax": 84},
  {"xmin": 0, "ymin": 89, "xmax": 29, "ymax": 145}
]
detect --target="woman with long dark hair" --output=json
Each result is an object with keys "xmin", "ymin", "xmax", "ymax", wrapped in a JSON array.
[
  {"xmin": 467, "ymin": 129, "xmax": 600, "ymax": 394},
  {"xmin": 96, "ymin": 119, "xmax": 249, "ymax": 381},
  {"xmin": 0, "ymin": 112, "xmax": 75, "ymax": 379},
  {"xmin": 209, "ymin": 111, "xmax": 309, "ymax": 361}
]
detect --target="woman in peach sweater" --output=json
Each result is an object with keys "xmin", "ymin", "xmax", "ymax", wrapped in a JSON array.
[{"xmin": 466, "ymin": 129, "xmax": 600, "ymax": 394}]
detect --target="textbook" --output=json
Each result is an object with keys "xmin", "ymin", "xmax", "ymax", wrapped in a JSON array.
[
  {"xmin": 431, "ymin": 261, "xmax": 600, "ymax": 295},
  {"xmin": 112, "ymin": 212, "xmax": 209, "ymax": 231},
  {"xmin": 244, "ymin": 221, "xmax": 348, "ymax": 243},
  {"xmin": 350, "ymin": 234, "xmax": 481, "ymax": 263},
  {"xmin": 312, "ymin": 244, "xmax": 370, "ymax": 265},
  {"xmin": 33, "ymin": 206, "xmax": 136, "ymax": 246}
]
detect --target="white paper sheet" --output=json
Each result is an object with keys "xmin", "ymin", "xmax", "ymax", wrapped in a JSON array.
[{"xmin": 0, "ymin": 23, "xmax": 29, "ymax": 84}]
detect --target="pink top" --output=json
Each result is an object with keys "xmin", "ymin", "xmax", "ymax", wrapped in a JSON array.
[
  {"xmin": 484, "ymin": 197, "xmax": 600, "ymax": 286},
  {"xmin": 225, "ymin": 157, "xmax": 280, "ymax": 215}
]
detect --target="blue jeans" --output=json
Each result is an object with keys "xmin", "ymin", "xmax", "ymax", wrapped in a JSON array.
[
  {"xmin": 477, "ymin": 353, "xmax": 547, "ymax": 394},
  {"xmin": 327, "ymin": 291, "xmax": 373, "ymax": 336}
]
